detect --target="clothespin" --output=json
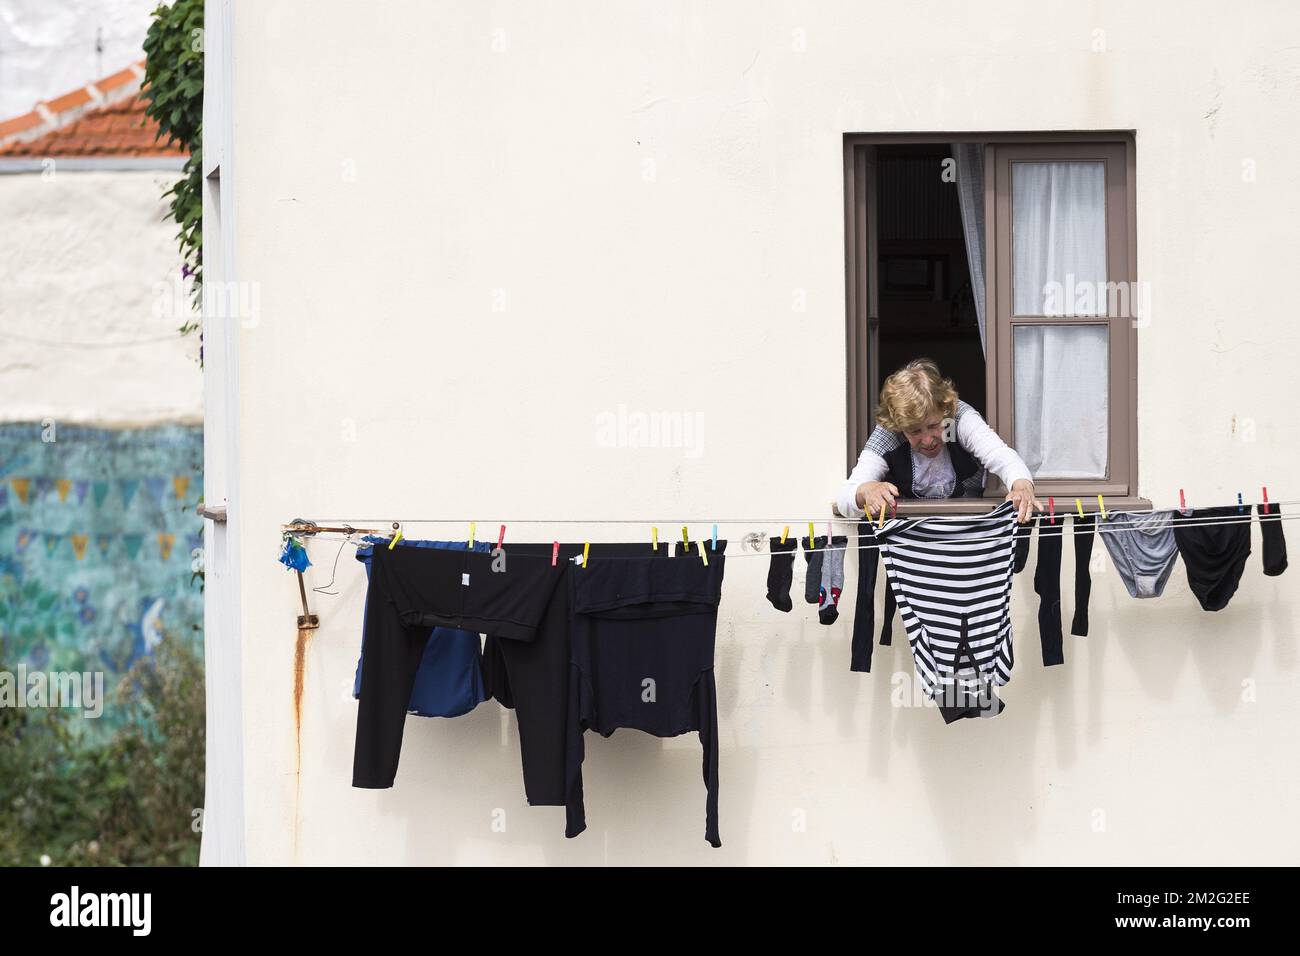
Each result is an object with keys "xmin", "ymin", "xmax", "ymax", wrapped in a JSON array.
[
  {"xmin": 1237, "ymin": 492, "xmax": 1244, "ymax": 513},
  {"xmin": 551, "ymin": 541, "xmax": 559, "ymax": 567},
  {"xmin": 681, "ymin": 526, "xmax": 690, "ymax": 554},
  {"xmin": 1262, "ymin": 486, "xmax": 1270, "ymax": 515},
  {"xmin": 582, "ymin": 542, "xmax": 590, "ymax": 568},
  {"xmin": 712, "ymin": 524, "xmax": 718, "ymax": 551},
  {"xmin": 876, "ymin": 503, "xmax": 885, "ymax": 529},
  {"xmin": 781, "ymin": 525, "xmax": 789, "ymax": 545},
  {"xmin": 1048, "ymin": 497, "xmax": 1056, "ymax": 524},
  {"xmin": 808, "ymin": 522, "xmax": 815, "ymax": 546},
  {"xmin": 468, "ymin": 522, "xmax": 476, "ymax": 548},
  {"xmin": 1179, "ymin": 488, "xmax": 1186, "ymax": 512},
  {"xmin": 826, "ymin": 521, "xmax": 831, "ymax": 544},
  {"xmin": 652, "ymin": 526, "xmax": 659, "ymax": 551},
  {"xmin": 890, "ymin": 499, "xmax": 896, "ymax": 519},
  {"xmin": 699, "ymin": 540, "xmax": 709, "ymax": 566},
  {"xmin": 497, "ymin": 524, "xmax": 506, "ymax": 550},
  {"xmin": 1075, "ymin": 499, "xmax": 1084, "ymax": 519},
  {"xmin": 387, "ymin": 522, "xmax": 403, "ymax": 550},
  {"xmin": 1096, "ymin": 495, "xmax": 1107, "ymax": 519}
]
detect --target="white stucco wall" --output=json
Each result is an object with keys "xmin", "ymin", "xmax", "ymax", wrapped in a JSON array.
[
  {"xmin": 0, "ymin": 170, "xmax": 201, "ymax": 425},
  {"xmin": 222, "ymin": 0, "xmax": 1300, "ymax": 865}
]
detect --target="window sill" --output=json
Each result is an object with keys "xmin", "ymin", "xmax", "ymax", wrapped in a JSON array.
[{"xmin": 832, "ymin": 496, "xmax": 1154, "ymax": 518}]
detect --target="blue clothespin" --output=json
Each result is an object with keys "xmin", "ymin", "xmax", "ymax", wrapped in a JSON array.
[
  {"xmin": 711, "ymin": 523, "xmax": 717, "ymax": 551},
  {"xmin": 1237, "ymin": 492, "xmax": 1244, "ymax": 513}
]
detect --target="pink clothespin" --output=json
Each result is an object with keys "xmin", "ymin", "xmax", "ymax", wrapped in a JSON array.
[
  {"xmin": 890, "ymin": 499, "xmax": 896, "ymax": 519},
  {"xmin": 1179, "ymin": 488, "xmax": 1186, "ymax": 512},
  {"xmin": 1262, "ymin": 486, "xmax": 1270, "ymax": 514},
  {"xmin": 497, "ymin": 524, "xmax": 506, "ymax": 549},
  {"xmin": 551, "ymin": 541, "xmax": 559, "ymax": 567},
  {"xmin": 1048, "ymin": 496, "xmax": 1056, "ymax": 524}
]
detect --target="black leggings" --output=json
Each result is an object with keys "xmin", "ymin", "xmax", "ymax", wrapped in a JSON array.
[
  {"xmin": 353, "ymin": 542, "xmax": 663, "ymax": 804},
  {"xmin": 565, "ymin": 544, "xmax": 726, "ymax": 847}
]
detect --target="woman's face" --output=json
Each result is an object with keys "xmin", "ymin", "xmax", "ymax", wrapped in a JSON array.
[{"xmin": 903, "ymin": 411, "xmax": 947, "ymax": 458}]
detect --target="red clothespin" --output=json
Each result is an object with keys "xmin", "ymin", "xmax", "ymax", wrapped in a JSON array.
[
  {"xmin": 1179, "ymin": 488, "xmax": 1186, "ymax": 512},
  {"xmin": 1262, "ymin": 486, "xmax": 1270, "ymax": 514},
  {"xmin": 497, "ymin": 524, "xmax": 506, "ymax": 549},
  {"xmin": 1048, "ymin": 496, "xmax": 1056, "ymax": 524},
  {"xmin": 551, "ymin": 541, "xmax": 559, "ymax": 567},
  {"xmin": 890, "ymin": 499, "xmax": 896, "ymax": 519}
]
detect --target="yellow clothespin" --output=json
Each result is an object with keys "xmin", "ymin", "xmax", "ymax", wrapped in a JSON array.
[
  {"xmin": 582, "ymin": 542, "xmax": 590, "ymax": 568},
  {"xmin": 681, "ymin": 526, "xmax": 690, "ymax": 553},
  {"xmin": 876, "ymin": 503, "xmax": 885, "ymax": 529},
  {"xmin": 781, "ymin": 525, "xmax": 789, "ymax": 545},
  {"xmin": 1075, "ymin": 498, "xmax": 1084, "ymax": 519},
  {"xmin": 652, "ymin": 526, "xmax": 659, "ymax": 552},
  {"xmin": 1096, "ymin": 494, "xmax": 1107, "ymax": 519},
  {"xmin": 699, "ymin": 540, "xmax": 709, "ymax": 566},
  {"xmin": 387, "ymin": 522, "xmax": 403, "ymax": 550},
  {"xmin": 468, "ymin": 522, "xmax": 476, "ymax": 548},
  {"xmin": 807, "ymin": 522, "xmax": 815, "ymax": 545}
]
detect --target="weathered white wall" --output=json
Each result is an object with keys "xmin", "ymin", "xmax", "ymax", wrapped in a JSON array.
[
  {"xmin": 226, "ymin": 0, "xmax": 1300, "ymax": 865},
  {"xmin": 0, "ymin": 170, "xmax": 201, "ymax": 425}
]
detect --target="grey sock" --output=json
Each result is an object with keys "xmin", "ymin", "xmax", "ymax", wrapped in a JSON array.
[
  {"xmin": 819, "ymin": 536, "xmax": 847, "ymax": 625},
  {"xmin": 803, "ymin": 536, "xmax": 826, "ymax": 604}
]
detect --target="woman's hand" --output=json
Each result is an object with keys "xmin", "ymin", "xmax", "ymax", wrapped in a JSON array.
[
  {"xmin": 1005, "ymin": 479, "xmax": 1043, "ymax": 524},
  {"xmin": 856, "ymin": 481, "xmax": 899, "ymax": 519}
]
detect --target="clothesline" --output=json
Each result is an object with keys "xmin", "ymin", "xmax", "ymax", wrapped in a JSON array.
[
  {"xmin": 298, "ymin": 507, "xmax": 1296, "ymax": 560},
  {"xmin": 302, "ymin": 496, "xmax": 1295, "ymax": 529}
]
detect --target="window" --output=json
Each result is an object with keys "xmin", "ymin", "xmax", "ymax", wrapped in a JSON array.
[{"xmin": 844, "ymin": 133, "xmax": 1141, "ymax": 507}]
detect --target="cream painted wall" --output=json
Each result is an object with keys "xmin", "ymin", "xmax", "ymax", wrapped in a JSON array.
[
  {"xmin": 0, "ymin": 170, "xmax": 201, "ymax": 425},
  {"xmin": 224, "ymin": 0, "xmax": 1300, "ymax": 865}
]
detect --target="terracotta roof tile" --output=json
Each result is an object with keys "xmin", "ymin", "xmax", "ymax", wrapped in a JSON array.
[
  {"xmin": 0, "ymin": 60, "xmax": 186, "ymax": 160},
  {"xmin": 0, "ymin": 91, "xmax": 186, "ymax": 159}
]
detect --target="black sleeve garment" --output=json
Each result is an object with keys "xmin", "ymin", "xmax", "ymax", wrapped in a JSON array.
[
  {"xmin": 1258, "ymin": 504, "xmax": 1288, "ymax": 576},
  {"xmin": 565, "ymin": 544, "xmax": 726, "ymax": 848},
  {"xmin": 850, "ymin": 523, "xmax": 878, "ymax": 672},
  {"xmin": 1034, "ymin": 517, "xmax": 1065, "ymax": 666},
  {"xmin": 1070, "ymin": 513, "xmax": 1095, "ymax": 636}
]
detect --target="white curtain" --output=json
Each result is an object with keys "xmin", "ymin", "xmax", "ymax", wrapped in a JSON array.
[
  {"xmin": 951, "ymin": 143, "xmax": 986, "ymax": 353},
  {"xmin": 1011, "ymin": 161, "xmax": 1107, "ymax": 316},
  {"xmin": 1013, "ymin": 324, "xmax": 1108, "ymax": 478}
]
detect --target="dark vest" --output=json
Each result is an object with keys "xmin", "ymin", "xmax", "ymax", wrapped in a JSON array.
[{"xmin": 881, "ymin": 439, "xmax": 981, "ymax": 499}]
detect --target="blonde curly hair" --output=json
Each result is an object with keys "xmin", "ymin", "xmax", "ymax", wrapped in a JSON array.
[{"xmin": 876, "ymin": 358, "xmax": 958, "ymax": 433}]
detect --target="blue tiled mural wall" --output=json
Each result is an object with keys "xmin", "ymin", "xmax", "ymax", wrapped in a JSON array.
[{"xmin": 0, "ymin": 423, "xmax": 203, "ymax": 729}]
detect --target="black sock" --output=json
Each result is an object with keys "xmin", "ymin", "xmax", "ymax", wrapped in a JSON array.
[
  {"xmin": 1034, "ymin": 517, "xmax": 1064, "ymax": 666},
  {"xmin": 802, "ymin": 536, "xmax": 826, "ymax": 604},
  {"xmin": 1258, "ymin": 504, "xmax": 1288, "ymax": 576},
  {"xmin": 1070, "ymin": 514, "xmax": 1095, "ymax": 636},
  {"xmin": 850, "ymin": 524, "xmax": 877, "ymax": 672},
  {"xmin": 1013, "ymin": 517, "xmax": 1033, "ymax": 573},
  {"xmin": 766, "ymin": 536, "xmax": 797, "ymax": 612}
]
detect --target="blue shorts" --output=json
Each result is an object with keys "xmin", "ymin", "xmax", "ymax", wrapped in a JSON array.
[{"xmin": 352, "ymin": 537, "xmax": 490, "ymax": 718}]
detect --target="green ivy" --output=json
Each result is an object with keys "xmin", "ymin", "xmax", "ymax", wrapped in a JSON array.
[{"xmin": 142, "ymin": 0, "xmax": 204, "ymax": 334}]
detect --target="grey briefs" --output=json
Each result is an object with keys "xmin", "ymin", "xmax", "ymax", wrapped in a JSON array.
[{"xmin": 1099, "ymin": 509, "xmax": 1179, "ymax": 599}]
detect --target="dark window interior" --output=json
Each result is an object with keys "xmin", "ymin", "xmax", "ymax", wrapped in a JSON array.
[{"xmin": 875, "ymin": 144, "xmax": 985, "ymax": 417}]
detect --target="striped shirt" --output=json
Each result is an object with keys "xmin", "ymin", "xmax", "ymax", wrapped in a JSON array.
[{"xmin": 872, "ymin": 499, "xmax": 1018, "ymax": 698}]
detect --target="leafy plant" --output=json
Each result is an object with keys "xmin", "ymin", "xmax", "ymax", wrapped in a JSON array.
[
  {"xmin": 142, "ymin": 0, "xmax": 204, "ymax": 333},
  {"xmin": 0, "ymin": 633, "xmax": 206, "ymax": 866}
]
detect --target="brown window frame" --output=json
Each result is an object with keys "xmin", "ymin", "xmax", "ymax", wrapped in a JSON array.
[{"xmin": 843, "ymin": 131, "xmax": 1148, "ymax": 515}]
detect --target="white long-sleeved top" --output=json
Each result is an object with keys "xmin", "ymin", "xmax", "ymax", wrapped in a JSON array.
[{"xmin": 835, "ymin": 400, "xmax": 1034, "ymax": 518}]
